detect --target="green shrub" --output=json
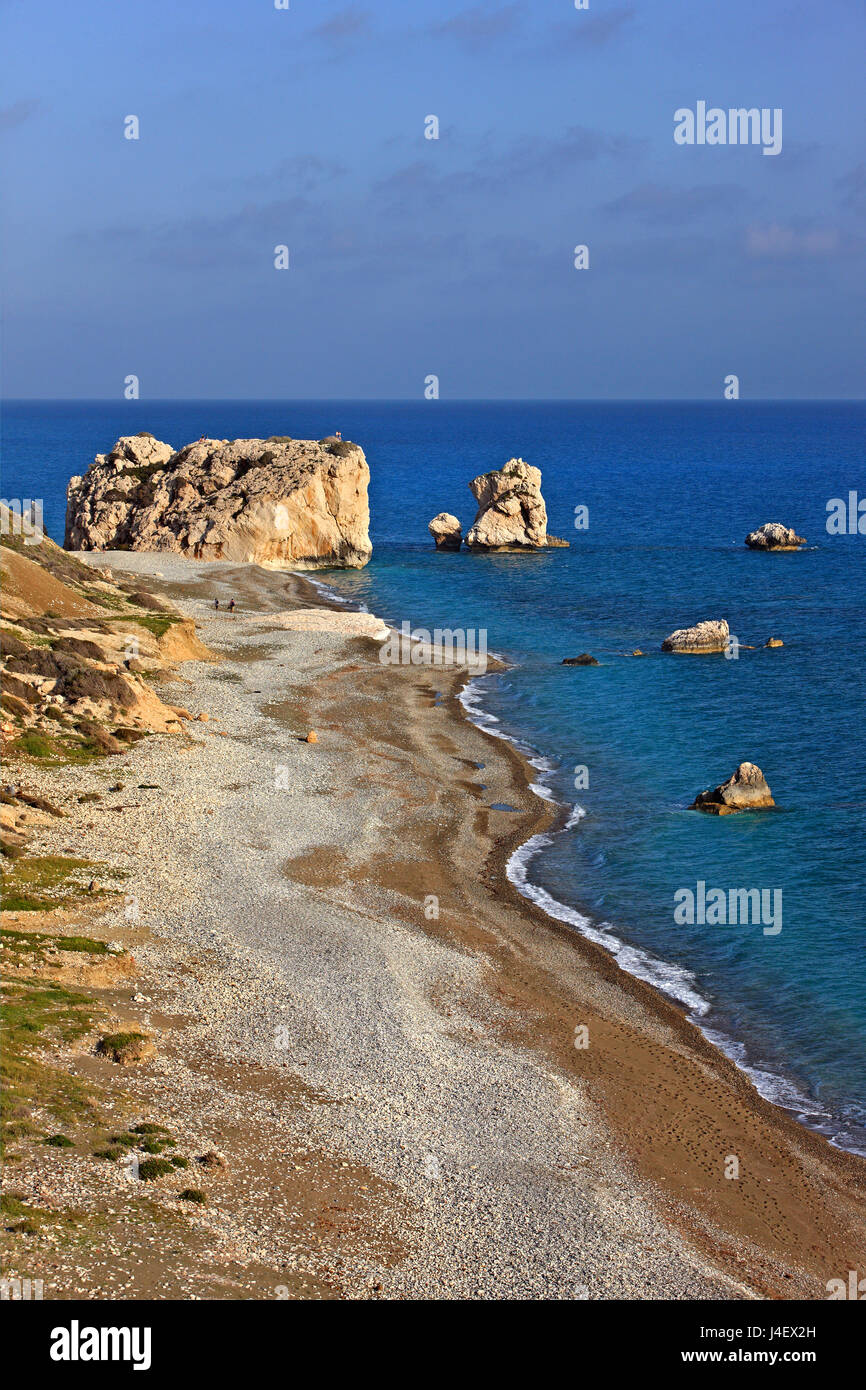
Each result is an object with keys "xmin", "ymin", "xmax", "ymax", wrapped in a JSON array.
[
  {"xmin": 138, "ymin": 1157, "xmax": 174, "ymax": 1181},
  {"xmin": 12, "ymin": 732, "xmax": 56, "ymax": 759},
  {"xmin": 94, "ymin": 1144, "xmax": 125, "ymax": 1161},
  {"xmin": 140, "ymin": 1137, "xmax": 174, "ymax": 1154},
  {"xmin": 56, "ymin": 936, "xmax": 110, "ymax": 954},
  {"xmin": 1, "ymin": 1194, "xmax": 32, "ymax": 1217},
  {"xmin": 318, "ymin": 436, "xmax": 355, "ymax": 458},
  {"xmin": 177, "ymin": 1188, "xmax": 206, "ymax": 1204},
  {"xmin": 119, "ymin": 462, "xmax": 164, "ymax": 484},
  {"xmin": 96, "ymin": 1032, "xmax": 151, "ymax": 1064}
]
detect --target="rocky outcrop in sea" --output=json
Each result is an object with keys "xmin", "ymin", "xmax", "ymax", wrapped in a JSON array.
[
  {"xmin": 65, "ymin": 433, "xmax": 372, "ymax": 570},
  {"xmin": 690, "ymin": 761, "xmax": 775, "ymax": 814},
  {"xmin": 428, "ymin": 513, "xmax": 463, "ymax": 550},
  {"xmin": 465, "ymin": 459, "xmax": 567, "ymax": 551},
  {"xmin": 745, "ymin": 522, "xmax": 806, "ymax": 551},
  {"xmin": 661, "ymin": 618, "xmax": 729, "ymax": 654}
]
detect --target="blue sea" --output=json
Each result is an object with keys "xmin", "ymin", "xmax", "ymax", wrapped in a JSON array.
[{"xmin": 3, "ymin": 399, "xmax": 865, "ymax": 1152}]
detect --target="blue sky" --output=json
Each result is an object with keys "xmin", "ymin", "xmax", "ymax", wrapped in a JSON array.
[{"xmin": 1, "ymin": 0, "xmax": 864, "ymax": 398}]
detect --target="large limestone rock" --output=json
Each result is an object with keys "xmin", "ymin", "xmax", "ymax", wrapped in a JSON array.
[
  {"xmin": 465, "ymin": 459, "xmax": 565, "ymax": 550},
  {"xmin": 428, "ymin": 513, "xmax": 462, "ymax": 550},
  {"xmin": 661, "ymin": 619, "xmax": 729, "ymax": 654},
  {"xmin": 690, "ymin": 762, "xmax": 775, "ymax": 814},
  {"xmin": 745, "ymin": 522, "xmax": 806, "ymax": 551},
  {"xmin": 65, "ymin": 433, "xmax": 372, "ymax": 570}
]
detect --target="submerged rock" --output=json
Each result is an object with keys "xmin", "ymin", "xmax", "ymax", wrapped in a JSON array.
[
  {"xmin": 661, "ymin": 618, "xmax": 729, "ymax": 654},
  {"xmin": 428, "ymin": 513, "xmax": 462, "ymax": 550},
  {"xmin": 745, "ymin": 522, "xmax": 806, "ymax": 551},
  {"xmin": 65, "ymin": 433, "xmax": 372, "ymax": 570},
  {"xmin": 562, "ymin": 654, "xmax": 599, "ymax": 666},
  {"xmin": 690, "ymin": 761, "xmax": 775, "ymax": 814},
  {"xmin": 465, "ymin": 459, "xmax": 567, "ymax": 551}
]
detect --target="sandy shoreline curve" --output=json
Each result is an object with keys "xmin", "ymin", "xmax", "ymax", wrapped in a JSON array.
[{"xmin": 5, "ymin": 548, "xmax": 863, "ymax": 1301}]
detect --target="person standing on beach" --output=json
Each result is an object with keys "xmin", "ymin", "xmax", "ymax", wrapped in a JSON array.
[
  {"xmin": 214, "ymin": 598, "xmax": 220, "ymax": 610},
  {"xmin": 227, "ymin": 598, "xmax": 235, "ymax": 613}
]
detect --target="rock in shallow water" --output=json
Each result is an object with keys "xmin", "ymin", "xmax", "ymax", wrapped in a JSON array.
[
  {"xmin": 428, "ymin": 513, "xmax": 463, "ymax": 550},
  {"xmin": 661, "ymin": 618, "xmax": 729, "ymax": 654},
  {"xmin": 745, "ymin": 522, "xmax": 806, "ymax": 550},
  {"xmin": 690, "ymin": 761, "xmax": 775, "ymax": 814},
  {"xmin": 561, "ymin": 654, "xmax": 599, "ymax": 666},
  {"xmin": 465, "ymin": 459, "xmax": 567, "ymax": 550}
]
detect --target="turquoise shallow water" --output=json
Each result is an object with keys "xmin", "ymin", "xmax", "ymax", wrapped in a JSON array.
[{"xmin": 3, "ymin": 399, "xmax": 865, "ymax": 1150}]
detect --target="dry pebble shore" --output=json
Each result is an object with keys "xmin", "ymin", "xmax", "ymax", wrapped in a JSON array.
[{"xmin": 1, "ymin": 551, "xmax": 791, "ymax": 1299}]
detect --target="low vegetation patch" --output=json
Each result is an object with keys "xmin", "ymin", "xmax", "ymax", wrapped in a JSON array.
[
  {"xmin": 10, "ymin": 731, "xmax": 59, "ymax": 760},
  {"xmin": 1, "ymin": 1193, "xmax": 51, "ymax": 1234},
  {"xmin": 1, "ymin": 976, "xmax": 98, "ymax": 1155},
  {"xmin": 9, "ymin": 728, "xmax": 113, "ymax": 766},
  {"xmin": 318, "ymin": 436, "xmax": 355, "ymax": 458},
  {"xmin": 94, "ymin": 1121, "xmax": 181, "ymax": 1165},
  {"xmin": 117, "ymin": 462, "xmax": 166, "ymax": 485},
  {"xmin": 1, "ymin": 855, "xmax": 106, "ymax": 912},
  {"xmin": 96, "ymin": 1031, "xmax": 152, "ymax": 1065},
  {"xmin": 112, "ymin": 612, "xmax": 177, "ymax": 640},
  {"xmin": 138, "ymin": 1157, "xmax": 174, "ymax": 1181},
  {"xmin": 94, "ymin": 1143, "xmax": 125, "ymax": 1161},
  {"xmin": 140, "ymin": 1135, "xmax": 175, "ymax": 1154},
  {"xmin": 1, "ymin": 927, "xmax": 114, "ymax": 958},
  {"xmin": 83, "ymin": 586, "xmax": 127, "ymax": 610}
]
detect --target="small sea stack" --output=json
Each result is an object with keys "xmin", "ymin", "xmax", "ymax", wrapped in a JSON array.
[
  {"xmin": 661, "ymin": 619, "xmax": 729, "ymax": 654},
  {"xmin": 745, "ymin": 523, "xmax": 806, "ymax": 551},
  {"xmin": 428, "ymin": 513, "xmax": 462, "ymax": 550},
  {"xmin": 465, "ymin": 459, "xmax": 568, "ymax": 551},
  {"xmin": 690, "ymin": 761, "xmax": 775, "ymax": 814},
  {"xmin": 561, "ymin": 654, "xmax": 599, "ymax": 666}
]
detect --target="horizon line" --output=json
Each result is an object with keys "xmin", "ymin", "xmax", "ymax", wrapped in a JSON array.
[{"xmin": 3, "ymin": 397, "xmax": 865, "ymax": 406}]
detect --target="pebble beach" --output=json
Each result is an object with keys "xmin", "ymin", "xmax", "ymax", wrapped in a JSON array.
[{"xmin": 3, "ymin": 550, "xmax": 864, "ymax": 1301}]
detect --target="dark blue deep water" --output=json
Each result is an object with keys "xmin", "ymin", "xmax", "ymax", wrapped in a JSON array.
[{"xmin": 3, "ymin": 400, "xmax": 865, "ymax": 1150}]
